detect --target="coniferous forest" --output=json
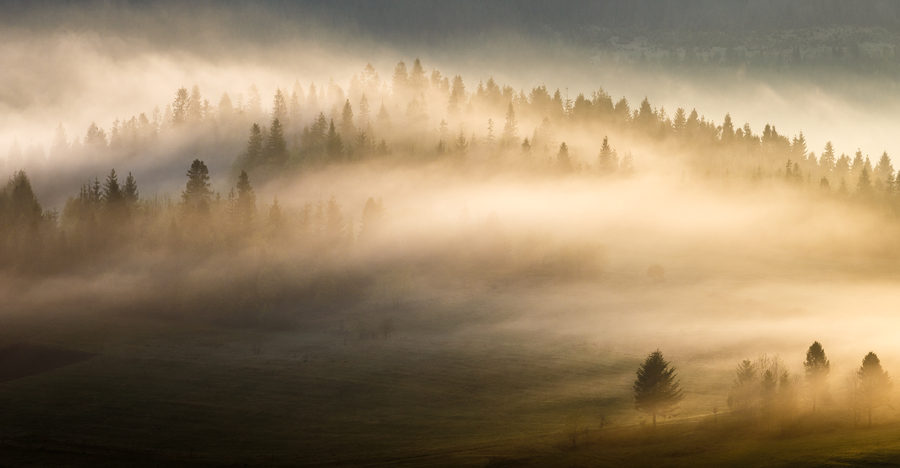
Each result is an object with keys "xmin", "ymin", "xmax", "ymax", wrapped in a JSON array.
[{"xmin": 4, "ymin": 2, "xmax": 900, "ymax": 467}]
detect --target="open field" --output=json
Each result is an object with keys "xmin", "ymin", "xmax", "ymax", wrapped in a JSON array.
[{"xmin": 2, "ymin": 272, "xmax": 900, "ymax": 467}]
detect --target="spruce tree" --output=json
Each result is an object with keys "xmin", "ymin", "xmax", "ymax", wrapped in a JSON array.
[
  {"xmin": 598, "ymin": 136, "xmax": 617, "ymax": 174},
  {"xmin": 340, "ymin": 100, "xmax": 356, "ymax": 140},
  {"xmin": 171, "ymin": 87, "xmax": 189, "ymax": 127},
  {"xmin": 123, "ymin": 172, "xmax": 139, "ymax": 205},
  {"xmin": 182, "ymin": 159, "xmax": 212, "ymax": 215},
  {"xmin": 857, "ymin": 352, "xmax": 892, "ymax": 426},
  {"xmin": 272, "ymin": 88, "xmax": 288, "ymax": 123},
  {"xmin": 244, "ymin": 123, "xmax": 264, "ymax": 168},
  {"xmin": 557, "ymin": 143, "xmax": 573, "ymax": 173},
  {"xmin": 7, "ymin": 171, "xmax": 42, "ymax": 228},
  {"xmin": 326, "ymin": 119, "xmax": 343, "ymax": 161},
  {"xmin": 234, "ymin": 170, "xmax": 256, "ymax": 232},
  {"xmin": 264, "ymin": 118, "xmax": 288, "ymax": 167},
  {"xmin": 102, "ymin": 169, "xmax": 125, "ymax": 218},
  {"xmin": 857, "ymin": 166, "xmax": 874, "ymax": 199},
  {"xmin": 820, "ymin": 142, "xmax": 836, "ymax": 173},
  {"xmin": 634, "ymin": 350, "xmax": 684, "ymax": 427},
  {"xmin": 501, "ymin": 102, "xmax": 518, "ymax": 148},
  {"xmin": 804, "ymin": 341, "xmax": 831, "ymax": 414}
]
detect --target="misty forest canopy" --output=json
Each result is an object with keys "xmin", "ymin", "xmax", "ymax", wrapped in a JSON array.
[
  {"xmin": 3, "ymin": 56, "xmax": 900, "ymax": 322},
  {"xmin": 9, "ymin": 57, "xmax": 900, "ymax": 198}
]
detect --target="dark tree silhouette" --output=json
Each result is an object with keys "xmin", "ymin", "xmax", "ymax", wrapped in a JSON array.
[
  {"xmin": 634, "ymin": 350, "xmax": 684, "ymax": 427},
  {"xmin": 264, "ymin": 118, "xmax": 288, "ymax": 167},
  {"xmin": 7, "ymin": 171, "xmax": 42, "ymax": 228},
  {"xmin": 804, "ymin": 341, "xmax": 831, "ymax": 414},
  {"xmin": 597, "ymin": 136, "xmax": 617, "ymax": 174},
  {"xmin": 123, "ymin": 172, "xmax": 139, "ymax": 206},
  {"xmin": 856, "ymin": 352, "xmax": 892, "ymax": 426},
  {"xmin": 244, "ymin": 123, "xmax": 263, "ymax": 168},
  {"xmin": 182, "ymin": 159, "xmax": 212, "ymax": 216},
  {"xmin": 233, "ymin": 170, "xmax": 257, "ymax": 232},
  {"xmin": 326, "ymin": 119, "xmax": 343, "ymax": 161}
]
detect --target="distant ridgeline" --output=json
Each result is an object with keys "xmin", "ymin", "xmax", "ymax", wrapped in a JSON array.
[{"xmin": 2, "ymin": 58, "xmax": 899, "ymax": 272}]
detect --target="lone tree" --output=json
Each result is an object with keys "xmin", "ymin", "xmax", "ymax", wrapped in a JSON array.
[
  {"xmin": 856, "ymin": 352, "xmax": 892, "ymax": 426},
  {"xmin": 634, "ymin": 350, "xmax": 684, "ymax": 428},
  {"xmin": 804, "ymin": 341, "xmax": 831, "ymax": 414}
]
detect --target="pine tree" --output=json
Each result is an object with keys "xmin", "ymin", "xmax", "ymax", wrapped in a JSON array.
[
  {"xmin": 123, "ymin": 172, "xmax": 139, "ymax": 206},
  {"xmin": 244, "ymin": 123, "xmax": 264, "ymax": 168},
  {"xmin": 557, "ymin": 143, "xmax": 573, "ymax": 173},
  {"xmin": 233, "ymin": 170, "xmax": 256, "ymax": 232},
  {"xmin": 187, "ymin": 85, "xmax": 202, "ymax": 122},
  {"xmin": 340, "ymin": 100, "xmax": 356, "ymax": 140},
  {"xmin": 485, "ymin": 119, "xmax": 495, "ymax": 150},
  {"xmin": 721, "ymin": 113, "xmax": 735, "ymax": 141},
  {"xmin": 272, "ymin": 88, "xmax": 288, "ymax": 123},
  {"xmin": 804, "ymin": 341, "xmax": 831, "ymax": 414},
  {"xmin": 289, "ymin": 89, "xmax": 302, "ymax": 125},
  {"xmin": 448, "ymin": 75, "xmax": 465, "ymax": 115},
  {"xmin": 501, "ymin": 102, "xmax": 518, "ymax": 148},
  {"xmin": 218, "ymin": 93, "xmax": 234, "ymax": 120},
  {"xmin": 851, "ymin": 150, "xmax": 865, "ymax": 181},
  {"xmin": 84, "ymin": 123, "xmax": 108, "ymax": 151},
  {"xmin": 454, "ymin": 131, "xmax": 468, "ymax": 155},
  {"xmin": 875, "ymin": 151, "xmax": 894, "ymax": 186},
  {"xmin": 857, "ymin": 166, "xmax": 874, "ymax": 199},
  {"xmin": 633, "ymin": 350, "xmax": 684, "ymax": 428},
  {"xmin": 264, "ymin": 118, "xmax": 288, "ymax": 167},
  {"xmin": 171, "ymin": 87, "xmax": 190, "ymax": 126},
  {"xmin": 391, "ymin": 61, "xmax": 409, "ymax": 100},
  {"xmin": 7, "ymin": 171, "xmax": 42, "ymax": 228},
  {"xmin": 598, "ymin": 136, "xmax": 617, "ymax": 174},
  {"xmin": 820, "ymin": 142, "xmax": 836, "ymax": 173},
  {"xmin": 182, "ymin": 159, "xmax": 212, "ymax": 215},
  {"xmin": 326, "ymin": 119, "xmax": 343, "ymax": 161},
  {"xmin": 856, "ymin": 352, "xmax": 892, "ymax": 426},
  {"xmin": 102, "ymin": 168, "xmax": 124, "ymax": 212},
  {"xmin": 727, "ymin": 359, "xmax": 759, "ymax": 415},
  {"xmin": 672, "ymin": 108, "xmax": 687, "ymax": 135},
  {"xmin": 409, "ymin": 58, "xmax": 428, "ymax": 95},
  {"xmin": 358, "ymin": 94, "xmax": 371, "ymax": 131}
]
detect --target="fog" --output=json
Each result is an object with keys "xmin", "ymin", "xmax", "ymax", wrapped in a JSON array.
[{"xmin": 3, "ymin": 1, "xmax": 900, "ymax": 465}]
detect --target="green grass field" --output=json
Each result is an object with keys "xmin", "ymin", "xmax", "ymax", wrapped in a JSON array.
[{"xmin": 1, "ymin": 289, "xmax": 899, "ymax": 468}]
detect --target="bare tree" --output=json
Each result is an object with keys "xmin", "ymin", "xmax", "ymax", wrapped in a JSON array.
[{"xmin": 563, "ymin": 413, "xmax": 584, "ymax": 448}]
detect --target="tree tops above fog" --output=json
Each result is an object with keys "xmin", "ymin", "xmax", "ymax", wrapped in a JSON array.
[{"xmin": 9, "ymin": 57, "xmax": 900, "ymax": 214}]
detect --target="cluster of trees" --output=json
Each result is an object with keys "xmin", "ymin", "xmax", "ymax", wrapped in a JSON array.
[
  {"xmin": 727, "ymin": 342, "xmax": 893, "ymax": 429},
  {"xmin": 0, "ymin": 161, "xmax": 370, "ymax": 273},
  {"xmin": 626, "ymin": 341, "xmax": 893, "ymax": 438}
]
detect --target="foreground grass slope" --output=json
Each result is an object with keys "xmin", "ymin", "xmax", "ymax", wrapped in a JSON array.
[{"xmin": 0, "ymin": 286, "xmax": 898, "ymax": 467}]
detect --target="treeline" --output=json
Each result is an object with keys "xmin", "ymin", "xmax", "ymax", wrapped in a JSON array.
[
  {"xmin": 14, "ymin": 57, "xmax": 898, "ymax": 198},
  {"xmin": 0, "ymin": 162, "xmax": 366, "ymax": 271},
  {"xmin": 725, "ymin": 342, "xmax": 893, "ymax": 430}
]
